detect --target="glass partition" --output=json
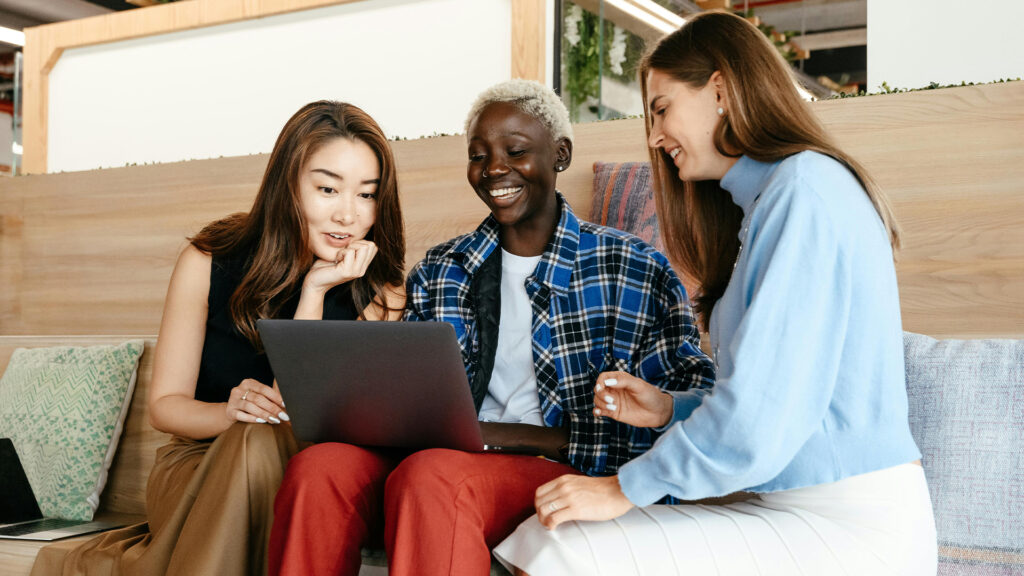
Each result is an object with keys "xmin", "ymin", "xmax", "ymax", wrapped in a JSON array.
[
  {"xmin": 556, "ymin": 0, "xmax": 839, "ymax": 122},
  {"xmin": 558, "ymin": 1, "xmax": 647, "ymax": 123}
]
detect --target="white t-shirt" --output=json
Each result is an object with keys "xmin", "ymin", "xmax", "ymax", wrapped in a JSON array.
[{"xmin": 478, "ymin": 249, "xmax": 544, "ymax": 425}]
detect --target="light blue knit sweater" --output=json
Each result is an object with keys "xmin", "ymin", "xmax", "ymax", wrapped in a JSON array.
[{"xmin": 618, "ymin": 152, "xmax": 921, "ymax": 505}]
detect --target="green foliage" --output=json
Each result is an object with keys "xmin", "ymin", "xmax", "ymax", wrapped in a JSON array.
[
  {"xmin": 560, "ymin": 4, "xmax": 806, "ymax": 120},
  {"xmin": 827, "ymin": 77, "xmax": 1022, "ymax": 100},
  {"xmin": 562, "ymin": 14, "xmax": 600, "ymax": 121},
  {"xmin": 563, "ymin": 6, "xmax": 605, "ymax": 121},
  {"xmin": 561, "ymin": 3, "xmax": 646, "ymax": 121}
]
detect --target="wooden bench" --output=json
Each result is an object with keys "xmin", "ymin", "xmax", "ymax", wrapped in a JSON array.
[{"xmin": 1, "ymin": 81, "xmax": 1022, "ymax": 575}]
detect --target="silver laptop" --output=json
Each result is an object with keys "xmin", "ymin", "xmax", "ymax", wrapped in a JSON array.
[
  {"xmin": 258, "ymin": 320, "xmax": 488, "ymax": 451},
  {"xmin": 0, "ymin": 438, "xmax": 122, "ymax": 541}
]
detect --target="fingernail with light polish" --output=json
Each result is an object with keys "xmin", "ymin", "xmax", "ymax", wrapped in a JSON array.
[
  {"xmin": 604, "ymin": 378, "xmax": 618, "ymax": 387},
  {"xmin": 279, "ymin": 412, "xmax": 290, "ymax": 422},
  {"xmin": 256, "ymin": 418, "xmax": 266, "ymax": 423},
  {"xmin": 607, "ymin": 404, "xmax": 617, "ymax": 411},
  {"xmin": 269, "ymin": 417, "xmax": 281, "ymax": 424},
  {"xmin": 604, "ymin": 394, "xmax": 615, "ymax": 403}
]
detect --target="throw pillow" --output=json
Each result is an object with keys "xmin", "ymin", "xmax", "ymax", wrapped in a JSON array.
[
  {"xmin": 903, "ymin": 332, "xmax": 1024, "ymax": 570},
  {"xmin": 590, "ymin": 161, "xmax": 662, "ymax": 251},
  {"xmin": 0, "ymin": 340, "xmax": 144, "ymax": 521}
]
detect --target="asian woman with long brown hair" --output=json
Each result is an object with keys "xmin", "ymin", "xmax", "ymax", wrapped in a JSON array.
[
  {"xmin": 495, "ymin": 11, "xmax": 936, "ymax": 575},
  {"xmin": 55, "ymin": 101, "xmax": 405, "ymax": 576}
]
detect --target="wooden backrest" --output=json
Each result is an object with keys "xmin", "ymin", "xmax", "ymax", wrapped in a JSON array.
[
  {"xmin": 814, "ymin": 84, "xmax": 1024, "ymax": 339},
  {"xmin": 0, "ymin": 82, "xmax": 1022, "ymax": 517},
  {"xmin": 0, "ymin": 336, "xmax": 165, "ymax": 515},
  {"xmin": 2, "ymin": 82, "xmax": 1022, "ymax": 340}
]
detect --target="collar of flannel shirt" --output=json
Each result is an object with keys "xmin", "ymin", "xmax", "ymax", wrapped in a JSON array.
[{"xmin": 450, "ymin": 191, "xmax": 578, "ymax": 296}]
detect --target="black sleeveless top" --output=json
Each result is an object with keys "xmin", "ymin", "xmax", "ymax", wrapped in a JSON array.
[{"xmin": 195, "ymin": 249, "xmax": 360, "ymax": 403}]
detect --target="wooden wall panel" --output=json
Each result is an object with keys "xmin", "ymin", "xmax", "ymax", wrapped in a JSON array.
[
  {"xmin": 813, "ymin": 84, "xmax": 1024, "ymax": 339},
  {"xmin": 2, "ymin": 82, "xmax": 1022, "ymax": 340},
  {"xmin": 510, "ymin": 0, "xmax": 547, "ymax": 82},
  {"xmin": 0, "ymin": 156, "xmax": 267, "ymax": 334}
]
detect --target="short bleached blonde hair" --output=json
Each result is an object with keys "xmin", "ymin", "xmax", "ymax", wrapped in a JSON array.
[{"xmin": 464, "ymin": 79, "xmax": 573, "ymax": 144}]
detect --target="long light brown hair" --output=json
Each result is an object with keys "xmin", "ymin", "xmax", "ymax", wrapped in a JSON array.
[
  {"xmin": 190, "ymin": 101, "xmax": 405, "ymax": 347},
  {"xmin": 641, "ymin": 11, "xmax": 899, "ymax": 330}
]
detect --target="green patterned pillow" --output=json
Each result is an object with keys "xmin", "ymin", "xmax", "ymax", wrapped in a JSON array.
[{"xmin": 0, "ymin": 340, "xmax": 143, "ymax": 521}]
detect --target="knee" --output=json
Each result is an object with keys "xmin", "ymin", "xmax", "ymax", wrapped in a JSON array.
[
  {"xmin": 234, "ymin": 421, "xmax": 285, "ymax": 467},
  {"xmin": 225, "ymin": 422, "xmax": 288, "ymax": 495},
  {"xmin": 385, "ymin": 449, "xmax": 466, "ymax": 503},
  {"xmin": 279, "ymin": 443, "xmax": 387, "ymax": 507},
  {"xmin": 280, "ymin": 442, "xmax": 342, "ymax": 493}
]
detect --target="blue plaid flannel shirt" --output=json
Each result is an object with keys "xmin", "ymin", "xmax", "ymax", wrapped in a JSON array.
[{"xmin": 404, "ymin": 194, "xmax": 714, "ymax": 475}]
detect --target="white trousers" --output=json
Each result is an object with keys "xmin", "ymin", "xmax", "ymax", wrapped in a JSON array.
[{"xmin": 493, "ymin": 463, "xmax": 937, "ymax": 576}]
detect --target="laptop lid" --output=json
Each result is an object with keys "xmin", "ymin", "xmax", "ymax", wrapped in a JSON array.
[
  {"xmin": 257, "ymin": 320, "xmax": 485, "ymax": 452},
  {"xmin": 0, "ymin": 438, "xmax": 44, "ymax": 524}
]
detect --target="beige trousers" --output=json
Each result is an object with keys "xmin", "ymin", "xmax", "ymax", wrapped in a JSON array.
[{"xmin": 31, "ymin": 422, "xmax": 298, "ymax": 576}]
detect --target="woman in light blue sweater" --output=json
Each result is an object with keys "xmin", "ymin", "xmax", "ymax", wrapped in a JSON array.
[{"xmin": 495, "ymin": 11, "xmax": 937, "ymax": 575}]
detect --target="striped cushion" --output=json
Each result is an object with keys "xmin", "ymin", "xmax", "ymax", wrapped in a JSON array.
[{"xmin": 589, "ymin": 161, "xmax": 662, "ymax": 251}]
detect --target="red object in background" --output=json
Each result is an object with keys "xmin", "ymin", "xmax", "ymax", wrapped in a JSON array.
[{"xmin": 0, "ymin": 100, "xmax": 13, "ymax": 115}]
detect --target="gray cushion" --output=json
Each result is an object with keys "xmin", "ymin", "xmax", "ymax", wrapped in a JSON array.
[{"xmin": 904, "ymin": 332, "xmax": 1024, "ymax": 571}]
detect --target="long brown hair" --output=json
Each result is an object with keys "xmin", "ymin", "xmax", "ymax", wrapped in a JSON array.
[
  {"xmin": 641, "ymin": 11, "xmax": 899, "ymax": 330},
  {"xmin": 190, "ymin": 101, "xmax": 405, "ymax": 346}
]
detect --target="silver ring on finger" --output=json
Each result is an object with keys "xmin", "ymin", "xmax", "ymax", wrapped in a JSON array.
[
  {"xmin": 241, "ymin": 390, "xmax": 249, "ymax": 402},
  {"xmin": 548, "ymin": 501, "xmax": 559, "ymax": 513}
]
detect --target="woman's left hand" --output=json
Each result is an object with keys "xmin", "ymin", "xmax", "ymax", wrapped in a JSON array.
[
  {"xmin": 303, "ymin": 239, "xmax": 378, "ymax": 294},
  {"xmin": 534, "ymin": 474, "xmax": 634, "ymax": 530}
]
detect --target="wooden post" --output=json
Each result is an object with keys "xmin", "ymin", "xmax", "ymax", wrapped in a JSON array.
[{"xmin": 511, "ymin": 0, "xmax": 547, "ymax": 83}]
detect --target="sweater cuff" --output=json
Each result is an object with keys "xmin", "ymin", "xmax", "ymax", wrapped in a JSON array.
[
  {"xmin": 654, "ymin": 389, "xmax": 707, "ymax": 433},
  {"xmin": 617, "ymin": 455, "xmax": 664, "ymax": 507}
]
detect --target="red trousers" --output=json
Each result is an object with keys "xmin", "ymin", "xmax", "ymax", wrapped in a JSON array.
[{"xmin": 268, "ymin": 444, "xmax": 576, "ymax": 576}]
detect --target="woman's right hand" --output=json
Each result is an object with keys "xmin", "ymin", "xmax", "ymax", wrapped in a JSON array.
[
  {"xmin": 226, "ymin": 378, "xmax": 289, "ymax": 425},
  {"xmin": 593, "ymin": 371, "xmax": 674, "ymax": 428}
]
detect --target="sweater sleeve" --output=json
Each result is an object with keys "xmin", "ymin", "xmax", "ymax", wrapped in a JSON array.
[{"xmin": 618, "ymin": 177, "xmax": 853, "ymax": 505}]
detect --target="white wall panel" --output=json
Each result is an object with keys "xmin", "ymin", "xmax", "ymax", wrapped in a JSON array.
[
  {"xmin": 868, "ymin": 0, "xmax": 1024, "ymax": 92},
  {"xmin": 48, "ymin": 0, "xmax": 511, "ymax": 172}
]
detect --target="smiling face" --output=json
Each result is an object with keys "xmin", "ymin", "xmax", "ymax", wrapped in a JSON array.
[
  {"xmin": 298, "ymin": 137, "xmax": 380, "ymax": 261},
  {"xmin": 466, "ymin": 101, "xmax": 570, "ymax": 249},
  {"xmin": 646, "ymin": 68, "xmax": 737, "ymax": 182}
]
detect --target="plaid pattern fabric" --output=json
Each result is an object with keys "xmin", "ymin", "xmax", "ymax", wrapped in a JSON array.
[{"xmin": 405, "ymin": 193, "xmax": 714, "ymax": 475}]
